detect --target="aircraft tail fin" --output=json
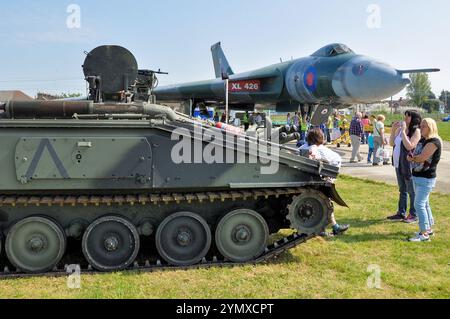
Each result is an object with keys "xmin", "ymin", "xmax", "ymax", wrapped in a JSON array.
[{"xmin": 211, "ymin": 42, "xmax": 234, "ymax": 79}]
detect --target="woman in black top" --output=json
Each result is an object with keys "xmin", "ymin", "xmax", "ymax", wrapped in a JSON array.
[
  {"xmin": 407, "ymin": 118, "xmax": 442, "ymax": 242},
  {"xmin": 387, "ymin": 110, "xmax": 421, "ymax": 222}
]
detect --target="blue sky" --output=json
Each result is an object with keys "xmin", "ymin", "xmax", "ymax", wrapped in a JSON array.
[{"xmin": 0, "ymin": 0, "xmax": 448, "ymax": 99}]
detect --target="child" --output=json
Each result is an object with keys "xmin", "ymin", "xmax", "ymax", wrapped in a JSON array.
[{"xmin": 367, "ymin": 133, "xmax": 374, "ymax": 164}]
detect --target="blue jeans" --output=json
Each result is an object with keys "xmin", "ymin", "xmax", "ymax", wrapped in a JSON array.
[
  {"xmin": 395, "ymin": 168, "xmax": 415, "ymax": 217},
  {"xmin": 324, "ymin": 128, "xmax": 331, "ymax": 143},
  {"xmin": 367, "ymin": 147, "xmax": 374, "ymax": 162},
  {"xmin": 412, "ymin": 176, "xmax": 436, "ymax": 232}
]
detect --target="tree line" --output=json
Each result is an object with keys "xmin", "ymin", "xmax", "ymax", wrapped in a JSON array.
[{"xmin": 406, "ymin": 73, "xmax": 449, "ymax": 113}]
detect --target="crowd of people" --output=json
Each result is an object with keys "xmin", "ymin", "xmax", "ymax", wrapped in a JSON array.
[
  {"xmin": 348, "ymin": 112, "xmax": 389, "ymax": 165},
  {"xmin": 210, "ymin": 108, "xmax": 443, "ymax": 241},
  {"xmin": 213, "ymin": 111, "xmax": 265, "ymax": 131},
  {"xmin": 298, "ymin": 111, "xmax": 442, "ymax": 242}
]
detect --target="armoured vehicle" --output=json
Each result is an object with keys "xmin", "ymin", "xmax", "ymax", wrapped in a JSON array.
[{"xmin": 0, "ymin": 45, "xmax": 346, "ymax": 275}]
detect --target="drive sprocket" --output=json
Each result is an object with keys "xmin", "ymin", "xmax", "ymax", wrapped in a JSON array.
[{"xmin": 286, "ymin": 189, "xmax": 333, "ymax": 235}]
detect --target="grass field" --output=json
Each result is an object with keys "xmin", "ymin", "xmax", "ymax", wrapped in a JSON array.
[
  {"xmin": 438, "ymin": 122, "xmax": 450, "ymax": 141},
  {"xmin": 0, "ymin": 176, "xmax": 449, "ymax": 299}
]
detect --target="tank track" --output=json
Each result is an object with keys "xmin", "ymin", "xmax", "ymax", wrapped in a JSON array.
[{"xmin": 0, "ymin": 185, "xmax": 329, "ymax": 279}]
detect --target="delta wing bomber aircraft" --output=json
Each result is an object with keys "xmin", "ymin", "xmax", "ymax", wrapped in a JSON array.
[{"xmin": 154, "ymin": 43, "xmax": 440, "ymax": 124}]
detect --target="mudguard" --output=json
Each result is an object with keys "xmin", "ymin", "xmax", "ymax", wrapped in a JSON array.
[{"xmin": 321, "ymin": 184, "xmax": 348, "ymax": 207}]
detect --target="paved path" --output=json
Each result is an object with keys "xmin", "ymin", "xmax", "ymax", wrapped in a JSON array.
[{"xmin": 328, "ymin": 139, "xmax": 450, "ymax": 194}]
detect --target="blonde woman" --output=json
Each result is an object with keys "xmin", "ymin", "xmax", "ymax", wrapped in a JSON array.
[
  {"xmin": 372, "ymin": 114, "xmax": 386, "ymax": 165},
  {"xmin": 407, "ymin": 118, "xmax": 442, "ymax": 242}
]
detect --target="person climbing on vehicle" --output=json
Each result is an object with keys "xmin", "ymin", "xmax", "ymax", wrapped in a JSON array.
[{"xmin": 298, "ymin": 128, "xmax": 349, "ymax": 236}]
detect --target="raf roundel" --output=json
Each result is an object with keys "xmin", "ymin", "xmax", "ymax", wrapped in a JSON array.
[{"xmin": 303, "ymin": 66, "xmax": 317, "ymax": 92}]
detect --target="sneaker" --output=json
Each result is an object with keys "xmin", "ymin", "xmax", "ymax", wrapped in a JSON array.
[
  {"xmin": 332, "ymin": 224, "xmax": 349, "ymax": 236},
  {"xmin": 367, "ymin": 161, "xmax": 373, "ymax": 164},
  {"xmin": 415, "ymin": 230, "xmax": 434, "ymax": 237},
  {"xmin": 409, "ymin": 233, "xmax": 430, "ymax": 242},
  {"xmin": 387, "ymin": 213, "xmax": 405, "ymax": 221},
  {"xmin": 403, "ymin": 214, "xmax": 418, "ymax": 224}
]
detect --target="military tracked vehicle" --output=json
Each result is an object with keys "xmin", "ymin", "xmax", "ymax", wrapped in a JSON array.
[{"xmin": 0, "ymin": 45, "xmax": 346, "ymax": 275}]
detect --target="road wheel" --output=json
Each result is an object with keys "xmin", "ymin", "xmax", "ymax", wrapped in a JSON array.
[
  {"xmin": 5, "ymin": 216, "xmax": 66, "ymax": 273},
  {"xmin": 215, "ymin": 209, "xmax": 269, "ymax": 263},
  {"xmin": 82, "ymin": 215, "xmax": 140, "ymax": 271},
  {"xmin": 156, "ymin": 212, "xmax": 211, "ymax": 266}
]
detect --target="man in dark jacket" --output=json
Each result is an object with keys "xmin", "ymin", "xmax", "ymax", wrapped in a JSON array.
[{"xmin": 349, "ymin": 112, "xmax": 364, "ymax": 163}]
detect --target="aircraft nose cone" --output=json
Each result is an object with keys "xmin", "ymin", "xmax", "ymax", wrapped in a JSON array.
[{"xmin": 332, "ymin": 57, "xmax": 409, "ymax": 103}]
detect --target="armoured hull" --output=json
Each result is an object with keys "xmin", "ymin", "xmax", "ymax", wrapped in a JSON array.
[{"xmin": 0, "ymin": 118, "xmax": 337, "ymax": 193}]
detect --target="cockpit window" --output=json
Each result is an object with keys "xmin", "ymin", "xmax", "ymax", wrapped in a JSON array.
[{"xmin": 312, "ymin": 44, "xmax": 354, "ymax": 57}]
